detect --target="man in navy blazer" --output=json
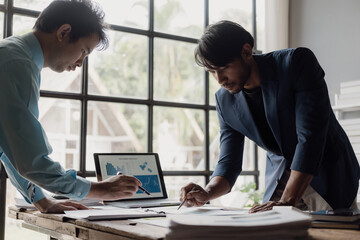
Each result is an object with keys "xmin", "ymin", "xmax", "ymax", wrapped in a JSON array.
[{"xmin": 180, "ymin": 20, "xmax": 360, "ymax": 212}]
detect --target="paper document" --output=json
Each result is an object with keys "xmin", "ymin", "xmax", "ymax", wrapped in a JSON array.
[
  {"xmin": 165, "ymin": 206, "xmax": 312, "ymax": 240},
  {"xmin": 64, "ymin": 207, "xmax": 165, "ymax": 220}
]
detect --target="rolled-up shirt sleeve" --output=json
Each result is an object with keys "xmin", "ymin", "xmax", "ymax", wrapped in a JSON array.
[{"xmin": 0, "ymin": 60, "xmax": 91, "ymax": 202}]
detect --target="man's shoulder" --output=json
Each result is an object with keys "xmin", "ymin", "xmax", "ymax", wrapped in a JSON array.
[
  {"xmin": 0, "ymin": 36, "xmax": 35, "ymax": 68},
  {"xmin": 267, "ymin": 47, "xmax": 314, "ymax": 60},
  {"xmin": 0, "ymin": 35, "xmax": 32, "ymax": 59},
  {"xmin": 215, "ymin": 88, "xmax": 236, "ymax": 106},
  {"xmin": 257, "ymin": 47, "xmax": 317, "ymax": 73},
  {"xmin": 215, "ymin": 87, "xmax": 228, "ymax": 98}
]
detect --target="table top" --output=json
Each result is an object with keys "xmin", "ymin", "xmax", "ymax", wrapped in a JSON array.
[{"xmin": 8, "ymin": 206, "xmax": 360, "ymax": 240}]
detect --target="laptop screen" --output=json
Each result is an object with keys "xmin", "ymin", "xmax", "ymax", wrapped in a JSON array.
[{"xmin": 94, "ymin": 153, "xmax": 168, "ymax": 200}]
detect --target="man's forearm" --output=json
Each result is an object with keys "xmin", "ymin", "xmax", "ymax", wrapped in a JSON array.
[
  {"xmin": 205, "ymin": 176, "xmax": 231, "ymax": 200},
  {"xmin": 280, "ymin": 169, "xmax": 314, "ymax": 206}
]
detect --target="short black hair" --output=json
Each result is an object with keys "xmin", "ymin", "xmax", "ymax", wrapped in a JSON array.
[
  {"xmin": 34, "ymin": 0, "xmax": 108, "ymax": 50},
  {"xmin": 195, "ymin": 20, "xmax": 254, "ymax": 69}
]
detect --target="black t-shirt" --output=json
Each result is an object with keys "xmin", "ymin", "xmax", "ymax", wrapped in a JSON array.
[{"xmin": 243, "ymin": 87, "xmax": 281, "ymax": 155}]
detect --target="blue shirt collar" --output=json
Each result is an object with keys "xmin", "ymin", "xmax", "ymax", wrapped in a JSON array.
[{"xmin": 22, "ymin": 32, "xmax": 44, "ymax": 71}]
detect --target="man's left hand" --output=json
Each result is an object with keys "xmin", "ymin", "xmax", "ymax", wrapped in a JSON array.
[
  {"xmin": 34, "ymin": 197, "xmax": 88, "ymax": 213},
  {"xmin": 248, "ymin": 200, "xmax": 291, "ymax": 213}
]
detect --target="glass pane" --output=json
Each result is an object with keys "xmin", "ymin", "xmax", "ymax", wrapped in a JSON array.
[
  {"xmin": 154, "ymin": 38, "xmax": 204, "ymax": 104},
  {"xmin": 13, "ymin": 15, "xmax": 36, "ymax": 36},
  {"xmin": 40, "ymin": 68, "xmax": 82, "ymax": 93},
  {"xmin": 86, "ymin": 101, "xmax": 148, "ymax": 171},
  {"xmin": 164, "ymin": 176, "xmax": 206, "ymax": 200},
  {"xmin": 209, "ymin": 110, "xmax": 255, "ymax": 171},
  {"xmin": 209, "ymin": 110, "xmax": 220, "ymax": 170},
  {"xmin": 154, "ymin": 0, "xmax": 204, "ymax": 38},
  {"xmin": 96, "ymin": 0, "xmax": 148, "ymax": 29},
  {"xmin": 243, "ymin": 138, "xmax": 255, "ymax": 170},
  {"xmin": 39, "ymin": 98, "xmax": 81, "ymax": 170},
  {"xmin": 209, "ymin": 75, "xmax": 221, "ymax": 106},
  {"xmin": 14, "ymin": 0, "xmax": 52, "ymax": 11},
  {"xmin": 256, "ymin": 0, "xmax": 265, "ymax": 51},
  {"xmin": 211, "ymin": 175, "xmax": 261, "ymax": 208},
  {"xmin": 209, "ymin": 0, "xmax": 253, "ymax": 36},
  {"xmin": 5, "ymin": 181, "xmax": 48, "ymax": 240},
  {"xmin": 88, "ymin": 30, "xmax": 148, "ymax": 99},
  {"xmin": 153, "ymin": 107, "xmax": 205, "ymax": 171},
  {"xmin": 0, "ymin": 12, "xmax": 4, "ymax": 39}
]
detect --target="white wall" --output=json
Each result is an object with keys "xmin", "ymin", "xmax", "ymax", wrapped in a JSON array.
[{"xmin": 289, "ymin": 0, "xmax": 360, "ymax": 105}]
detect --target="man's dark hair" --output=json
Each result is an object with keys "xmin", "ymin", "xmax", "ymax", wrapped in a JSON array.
[
  {"xmin": 195, "ymin": 20, "xmax": 254, "ymax": 69},
  {"xmin": 34, "ymin": 0, "xmax": 108, "ymax": 50}
]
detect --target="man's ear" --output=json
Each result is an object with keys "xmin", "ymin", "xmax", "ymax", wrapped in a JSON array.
[
  {"xmin": 241, "ymin": 43, "xmax": 253, "ymax": 60},
  {"xmin": 56, "ymin": 24, "xmax": 72, "ymax": 42}
]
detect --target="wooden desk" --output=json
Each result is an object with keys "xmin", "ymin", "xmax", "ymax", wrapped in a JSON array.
[{"xmin": 8, "ymin": 207, "xmax": 360, "ymax": 240}]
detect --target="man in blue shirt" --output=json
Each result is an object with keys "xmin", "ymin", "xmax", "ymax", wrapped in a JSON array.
[
  {"xmin": 180, "ymin": 21, "xmax": 360, "ymax": 212},
  {"xmin": 0, "ymin": 0, "xmax": 142, "ymax": 213}
]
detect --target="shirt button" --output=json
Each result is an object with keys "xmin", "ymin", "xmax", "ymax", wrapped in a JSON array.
[{"xmin": 77, "ymin": 192, "xmax": 81, "ymax": 197}]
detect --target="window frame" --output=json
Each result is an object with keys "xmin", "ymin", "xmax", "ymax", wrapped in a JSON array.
[{"xmin": 1, "ymin": 0, "xmax": 261, "ymax": 188}]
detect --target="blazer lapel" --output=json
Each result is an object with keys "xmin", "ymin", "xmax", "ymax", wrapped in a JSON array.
[{"xmin": 232, "ymin": 92, "xmax": 265, "ymax": 146}]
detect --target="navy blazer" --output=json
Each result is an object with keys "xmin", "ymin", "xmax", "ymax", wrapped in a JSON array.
[{"xmin": 213, "ymin": 48, "xmax": 360, "ymax": 209}]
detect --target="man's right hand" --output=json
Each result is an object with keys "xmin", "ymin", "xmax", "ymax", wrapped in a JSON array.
[
  {"xmin": 86, "ymin": 174, "xmax": 142, "ymax": 200},
  {"xmin": 179, "ymin": 183, "xmax": 210, "ymax": 207},
  {"xmin": 179, "ymin": 176, "xmax": 231, "ymax": 208}
]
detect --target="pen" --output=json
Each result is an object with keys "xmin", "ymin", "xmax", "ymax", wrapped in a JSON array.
[
  {"xmin": 138, "ymin": 186, "xmax": 151, "ymax": 195},
  {"xmin": 117, "ymin": 171, "xmax": 151, "ymax": 195},
  {"xmin": 177, "ymin": 187, "xmax": 196, "ymax": 210}
]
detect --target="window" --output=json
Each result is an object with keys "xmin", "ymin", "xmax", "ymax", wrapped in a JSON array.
[{"xmin": 1, "ymin": 0, "xmax": 265, "ymax": 239}]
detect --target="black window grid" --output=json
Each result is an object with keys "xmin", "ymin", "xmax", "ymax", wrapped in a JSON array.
[{"xmin": 0, "ymin": 0, "xmax": 260, "ymax": 187}]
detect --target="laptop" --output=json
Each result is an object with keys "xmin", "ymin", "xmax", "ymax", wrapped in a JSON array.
[{"xmin": 94, "ymin": 153, "xmax": 180, "ymax": 208}]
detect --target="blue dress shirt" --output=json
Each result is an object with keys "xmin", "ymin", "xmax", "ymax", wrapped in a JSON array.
[{"xmin": 0, "ymin": 32, "xmax": 91, "ymax": 203}]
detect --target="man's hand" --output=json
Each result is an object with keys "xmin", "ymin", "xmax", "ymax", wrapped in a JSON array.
[
  {"xmin": 179, "ymin": 176, "xmax": 231, "ymax": 208},
  {"xmin": 249, "ymin": 200, "xmax": 289, "ymax": 213},
  {"xmin": 179, "ymin": 183, "xmax": 210, "ymax": 207},
  {"xmin": 86, "ymin": 174, "xmax": 142, "ymax": 200},
  {"xmin": 249, "ymin": 170, "xmax": 313, "ymax": 213},
  {"xmin": 34, "ymin": 197, "xmax": 88, "ymax": 213}
]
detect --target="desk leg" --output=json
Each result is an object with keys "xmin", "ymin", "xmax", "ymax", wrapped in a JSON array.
[{"xmin": 0, "ymin": 163, "xmax": 7, "ymax": 240}]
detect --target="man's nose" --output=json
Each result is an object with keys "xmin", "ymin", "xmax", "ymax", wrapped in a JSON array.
[
  {"xmin": 75, "ymin": 56, "xmax": 86, "ymax": 68},
  {"xmin": 214, "ymin": 70, "xmax": 226, "ymax": 84}
]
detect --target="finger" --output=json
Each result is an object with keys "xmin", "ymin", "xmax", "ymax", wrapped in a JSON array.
[
  {"xmin": 60, "ymin": 205, "xmax": 78, "ymax": 211},
  {"xmin": 184, "ymin": 182, "xmax": 197, "ymax": 192},
  {"xmin": 62, "ymin": 201, "xmax": 89, "ymax": 210},
  {"xmin": 249, "ymin": 204, "xmax": 260, "ymax": 212},
  {"xmin": 186, "ymin": 198, "xmax": 206, "ymax": 207},
  {"xmin": 249, "ymin": 204, "xmax": 266, "ymax": 213},
  {"xmin": 179, "ymin": 183, "xmax": 195, "ymax": 199},
  {"xmin": 118, "ymin": 175, "xmax": 142, "ymax": 186},
  {"xmin": 122, "ymin": 185, "xmax": 139, "ymax": 193},
  {"xmin": 185, "ymin": 199, "xmax": 195, "ymax": 207},
  {"xmin": 250, "ymin": 202, "xmax": 274, "ymax": 213},
  {"xmin": 117, "ymin": 192, "xmax": 133, "ymax": 199},
  {"xmin": 179, "ymin": 187, "xmax": 187, "ymax": 200}
]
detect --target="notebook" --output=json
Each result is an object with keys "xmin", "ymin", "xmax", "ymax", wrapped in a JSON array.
[{"xmin": 94, "ymin": 153, "xmax": 180, "ymax": 208}]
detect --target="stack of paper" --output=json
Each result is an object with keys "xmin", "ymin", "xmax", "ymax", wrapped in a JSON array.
[{"xmin": 165, "ymin": 207, "xmax": 311, "ymax": 240}]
